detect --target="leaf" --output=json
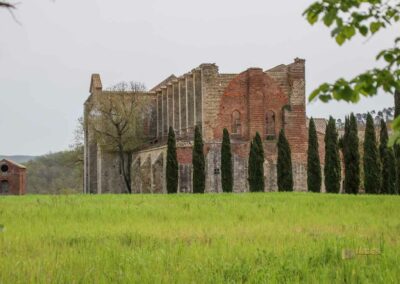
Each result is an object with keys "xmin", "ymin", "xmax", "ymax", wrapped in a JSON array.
[
  {"xmin": 388, "ymin": 131, "xmax": 400, "ymax": 147},
  {"xmin": 370, "ymin": 22, "xmax": 381, "ymax": 34},
  {"xmin": 319, "ymin": 94, "xmax": 332, "ymax": 102},
  {"xmin": 343, "ymin": 26, "xmax": 356, "ymax": 39},
  {"xmin": 359, "ymin": 25, "xmax": 368, "ymax": 36},
  {"xmin": 335, "ymin": 33, "xmax": 346, "ymax": 45},
  {"xmin": 309, "ymin": 89, "xmax": 321, "ymax": 102},
  {"xmin": 392, "ymin": 116, "xmax": 400, "ymax": 131},
  {"xmin": 323, "ymin": 8, "xmax": 337, "ymax": 27},
  {"xmin": 384, "ymin": 53, "xmax": 394, "ymax": 63},
  {"xmin": 307, "ymin": 12, "xmax": 319, "ymax": 25}
]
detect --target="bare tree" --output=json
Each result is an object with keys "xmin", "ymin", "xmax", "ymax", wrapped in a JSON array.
[{"xmin": 87, "ymin": 82, "xmax": 149, "ymax": 194}]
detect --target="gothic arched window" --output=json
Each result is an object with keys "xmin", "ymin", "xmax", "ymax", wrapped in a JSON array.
[
  {"xmin": 231, "ymin": 110, "xmax": 241, "ymax": 135},
  {"xmin": 265, "ymin": 111, "xmax": 276, "ymax": 140}
]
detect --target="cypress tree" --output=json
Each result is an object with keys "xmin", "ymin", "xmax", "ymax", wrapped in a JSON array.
[
  {"xmin": 277, "ymin": 129, "xmax": 293, "ymax": 191},
  {"xmin": 380, "ymin": 119, "xmax": 394, "ymax": 194},
  {"xmin": 388, "ymin": 148, "xmax": 397, "ymax": 194},
  {"xmin": 221, "ymin": 128, "xmax": 233, "ymax": 192},
  {"xmin": 324, "ymin": 117, "xmax": 341, "ymax": 193},
  {"xmin": 254, "ymin": 132, "xmax": 265, "ymax": 191},
  {"xmin": 248, "ymin": 140, "xmax": 256, "ymax": 191},
  {"xmin": 343, "ymin": 113, "xmax": 360, "ymax": 194},
  {"xmin": 192, "ymin": 125, "xmax": 205, "ymax": 193},
  {"xmin": 248, "ymin": 132, "xmax": 265, "ymax": 192},
  {"xmin": 166, "ymin": 127, "xmax": 178, "ymax": 194},
  {"xmin": 394, "ymin": 90, "xmax": 400, "ymax": 194},
  {"xmin": 307, "ymin": 118, "xmax": 321, "ymax": 192},
  {"xmin": 363, "ymin": 113, "xmax": 380, "ymax": 194}
]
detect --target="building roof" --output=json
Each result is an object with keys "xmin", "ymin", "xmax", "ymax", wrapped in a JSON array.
[
  {"xmin": 0, "ymin": 159, "xmax": 27, "ymax": 169},
  {"xmin": 150, "ymin": 74, "xmax": 177, "ymax": 92}
]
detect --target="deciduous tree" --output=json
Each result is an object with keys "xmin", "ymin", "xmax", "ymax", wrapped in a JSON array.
[
  {"xmin": 304, "ymin": 1, "xmax": 400, "ymax": 143},
  {"xmin": 86, "ymin": 81, "xmax": 148, "ymax": 194}
]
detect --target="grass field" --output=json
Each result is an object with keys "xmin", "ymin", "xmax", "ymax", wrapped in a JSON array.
[{"xmin": 1, "ymin": 193, "xmax": 400, "ymax": 283}]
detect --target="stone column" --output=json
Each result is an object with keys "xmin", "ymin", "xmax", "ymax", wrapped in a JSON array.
[
  {"xmin": 173, "ymin": 81, "xmax": 180, "ymax": 134},
  {"xmin": 186, "ymin": 73, "xmax": 195, "ymax": 131},
  {"xmin": 194, "ymin": 69, "xmax": 203, "ymax": 127},
  {"xmin": 157, "ymin": 91, "xmax": 162, "ymax": 138},
  {"xmin": 162, "ymin": 87, "xmax": 168, "ymax": 137},
  {"xmin": 167, "ymin": 85, "xmax": 173, "ymax": 133},
  {"xmin": 179, "ymin": 77, "xmax": 187, "ymax": 134}
]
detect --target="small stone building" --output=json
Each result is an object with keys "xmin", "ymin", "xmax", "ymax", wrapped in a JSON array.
[
  {"xmin": 84, "ymin": 58, "xmax": 326, "ymax": 194},
  {"xmin": 0, "ymin": 159, "xmax": 26, "ymax": 195}
]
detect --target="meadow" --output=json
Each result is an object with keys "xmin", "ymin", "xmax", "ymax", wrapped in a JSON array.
[{"xmin": 1, "ymin": 193, "xmax": 400, "ymax": 283}]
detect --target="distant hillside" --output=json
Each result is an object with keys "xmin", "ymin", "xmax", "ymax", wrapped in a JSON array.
[
  {"xmin": 0, "ymin": 155, "xmax": 38, "ymax": 164},
  {"xmin": 24, "ymin": 149, "xmax": 83, "ymax": 194}
]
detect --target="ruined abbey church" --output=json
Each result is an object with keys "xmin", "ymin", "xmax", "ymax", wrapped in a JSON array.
[{"xmin": 84, "ymin": 58, "xmax": 325, "ymax": 194}]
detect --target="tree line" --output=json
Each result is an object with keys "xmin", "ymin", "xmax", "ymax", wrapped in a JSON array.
[{"xmin": 166, "ymin": 114, "xmax": 399, "ymax": 194}]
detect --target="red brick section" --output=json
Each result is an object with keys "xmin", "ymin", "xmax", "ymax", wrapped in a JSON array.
[
  {"xmin": 214, "ymin": 69, "xmax": 289, "ymax": 141},
  {"xmin": 284, "ymin": 59, "xmax": 308, "ymax": 162},
  {"xmin": 0, "ymin": 159, "xmax": 26, "ymax": 195},
  {"xmin": 177, "ymin": 147, "xmax": 193, "ymax": 164}
]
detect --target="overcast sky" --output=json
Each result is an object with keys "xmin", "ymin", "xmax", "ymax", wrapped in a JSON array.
[{"xmin": 0, "ymin": 0, "xmax": 397, "ymax": 155}]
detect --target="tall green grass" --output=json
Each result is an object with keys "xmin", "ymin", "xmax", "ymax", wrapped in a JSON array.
[{"xmin": 1, "ymin": 193, "xmax": 400, "ymax": 283}]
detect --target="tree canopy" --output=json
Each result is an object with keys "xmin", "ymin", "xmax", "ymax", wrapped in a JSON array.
[{"xmin": 304, "ymin": 0, "xmax": 400, "ymax": 142}]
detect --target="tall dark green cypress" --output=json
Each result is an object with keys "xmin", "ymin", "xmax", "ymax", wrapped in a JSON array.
[
  {"xmin": 254, "ymin": 132, "xmax": 265, "ymax": 191},
  {"xmin": 248, "ymin": 140, "xmax": 256, "ymax": 191},
  {"xmin": 192, "ymin": 125, "xmax": 205, "ymax": 193},
  {"xmin": 388, "ymin": 148, "xmax": 397, "ymax": 194},
  {"xmin": 380, "ymin": 119, "xmax": 394, "ymax": 194},
  {"xmin": 343, "ymin": 113, "xmax": 360, "ymax": 194},
  {"xmin": 248, "ymin": 132, "xmax": 265, "ymax": 192},
  {"xmin": 166, "ymin": 127, "xmax": 178, "ymax": 194},
  {"xmin": 394, "ymin": 90, "xmax": 400, "ymax": 194},
  {"xmin": 307, "ymin": 118, "xmax": 321, "ymax": 192},
  {"xmin": 363, "ymin": 113, "xmax": 380, "ymax": 194},
  {"xmin": 221, "ymin": 128, "xmax": 233, "ymax": 192},
  {"xmin": 277, "ymin": 129, "xmax": 293, "ymax": 191},
  {"xmin": 324, "ymin": 117, "xmax": 341, "ymax": 193}
]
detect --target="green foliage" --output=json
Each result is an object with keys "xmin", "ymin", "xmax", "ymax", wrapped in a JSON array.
[
  {"xmin": 379, "ymin": 119, "xmax": 397, "ymax": 194},
  {"xmin": 307, "ymin": 118, "xmax": 322, "ymax": 192},
  {"xmin": 2, "ymin": 193, "xmax": 400, "ymax": 282},
  {"xmin": 166, "ymin": 127, "xmax": 178, "ymax": 194},
  {"xmin": 277, "ymin": 129, "xmax": 293, "ymax": 191},
  {"xmin": 343, "ymin": 114, "xmax": 360, "ymax": 194},
  {"xmin": 221, "ymin": 128, "xmax": 233, "ymax": 193},
  {"xmin": 304, "ymin": 1, "xmax": 400, "ymax": 45},
  {"xmin": 304, "ymin": 1, "xmax": 400, "ymax": 141},
  {"xmin": 363, "ymin": 113, "xmax": 381, "ymax": 194},
  {"xmin": 394, "ymin": 90, "xmax": 400, "ymax": 193},
  {"xmin": 192, "ymin": 125, "xmax": 205, "ymax": 193},
  {"xmin": 388, "ymin": 148, "xmax": 397, "ymax": 194},
  {"xmin": 24, "ymin": 148, "xmax": 83, "ymax": 194},
  {"xmin": 248, "ymin": 132, "xmax": 265, "ymax": 192},
  {"xmin": 324, "ymin": 117, "xmax": 341, "ymax": 193}
]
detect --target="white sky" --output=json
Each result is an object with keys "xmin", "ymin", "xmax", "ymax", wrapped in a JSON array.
[{"xmin": 0, "ymin": 0, "xmax": 397, "ymax": 155}]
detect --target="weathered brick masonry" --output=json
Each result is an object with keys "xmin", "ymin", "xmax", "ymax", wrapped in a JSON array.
[
  {"xmin": 84, "ymin": 59, "xmax": 323, "ymax": 194},
  {"xmin": 0, "ymin": 159, "xmax": 26, "ymax": 195}
]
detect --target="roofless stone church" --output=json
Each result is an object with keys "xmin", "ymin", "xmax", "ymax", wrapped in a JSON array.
[{"xmin": 84, "ymin": 58, "xmax": 325, "ymax": 194}]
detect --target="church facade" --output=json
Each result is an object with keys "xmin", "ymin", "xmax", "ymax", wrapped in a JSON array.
[{"xmin": 84, "ymin": 58, "xmax": 324, "ymax": 194}]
